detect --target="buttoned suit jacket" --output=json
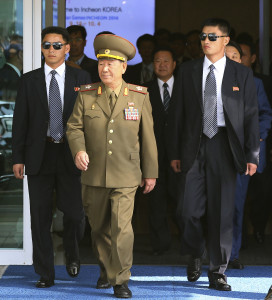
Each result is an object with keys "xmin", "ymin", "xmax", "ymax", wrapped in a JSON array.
[
  {"xmin": 168, "ymin": 57, "xmax": 260, "ymax": 174},
  {"xmin": 12, "ymin": 64, "xmax": 91, "ymax": 175},
  {"xmin": 145, "ymin": 78, "xmax": 178, "ymax": 169},
  {"xmin": 66, "ymin": 80, "xmax": 158, "ymax": 188}
]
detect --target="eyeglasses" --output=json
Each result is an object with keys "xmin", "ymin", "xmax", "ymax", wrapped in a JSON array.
[
  {"xmin": 42, "ymin": 42, "xmax": 68, "ymax": 50},
  {"xmin": 199, "ymin": 33, "xmax": 227, "ymax": 42}
]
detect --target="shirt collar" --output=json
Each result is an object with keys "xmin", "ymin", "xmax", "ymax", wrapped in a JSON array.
[
  {"xmin": 68, "ymin": 54, "xmax": 85, "ymax": 65},
  {"xmin": 157, "ymin": 75, "xmax": 174, "ymax": 89},
  {"xmin": 6, "ymin": 63, "xmax": 21, "ymax": 77},
  {"xmin": 44, "ymin": 62, "xmax": 66, "ymax": 77},
  {"xmin": 204, "ymin": 55, "xmax": 226, "ymax": 71},
  {"xmin": 105, "ymin": 81, "xmax": 123, "ymax": 98}
]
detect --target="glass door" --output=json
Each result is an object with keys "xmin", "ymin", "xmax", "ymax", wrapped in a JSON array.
[{"xmin": 0, "ymin": 0, "xmax": 41, "ymax": 265}]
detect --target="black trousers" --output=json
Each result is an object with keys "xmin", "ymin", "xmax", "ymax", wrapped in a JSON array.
[
  {"xmin": 148, "ymin": 163, "xmax": 178, "ymax": 252},
  {"xmin": 177, "ymin": 129, "xmax": 237, "ymax": 274},
  {"xmin": 27, "ymin": 142, "xmax": 85, "ymax": 280}
]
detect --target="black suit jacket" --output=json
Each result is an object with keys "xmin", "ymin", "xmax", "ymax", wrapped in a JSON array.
[
  {"xmin": 168, "ymin": 57, "xmax": 260, "ymax": 174},
  {"xmin": 124, "ymin": 63, "xmax": 155, "ymax": 86},
  {"xmin": 145, "ymin": 78, "xmax": 178, "ymax": 169},
  {"xmin": 0, "ymin": 63, "xmax": 20, "ymax": 101},
  {"xmin": 80, "ymin": 55, "xmax": 100, "ymax": 83},
  {"xmin": 12, "ymin": 64, "xmax": 91, "ymax": 175}
]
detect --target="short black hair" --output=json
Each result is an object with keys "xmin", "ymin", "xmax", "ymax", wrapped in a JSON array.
[
  {"xmin": 152, "ymin": 46, "xmax": 177, "ymax": 62},
  {"xmin": 201, "ymin": 18, "xmax": 231, "ymax": 36},
  {"xmin": 227, "ymin": 40, "xmax": 243, "ymax": 58},
  {"xmin": 67, "ymin": 25, "xmax": 87, "ymax": 40},
  {"xmin": 42, "ymin": 26, "xmax": 70, "ymax": 42},
  {"xmin": 236, "ymin": 32, "xmax": 256, "ymax": 55},
  {"xmin": 96, "ymin": 31, "xmax": 114, "ymax": 37},
  {"xmin": 136, "ymin": 34, "xmax": 156, "ymax": 49}
]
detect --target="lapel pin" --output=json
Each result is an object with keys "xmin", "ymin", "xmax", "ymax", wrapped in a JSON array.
[
  {"xmin": 85, "ymin": 85, "xmax": 92, "ymax": 89},
  {"xmin": 74, "ymin": 87, "xmax": 80, "ymax": 91},
  {"xmin": 136, "ymin": 86, "xmax": 143, "ymax": 91},
  {"xmin": 233, "ymin": 86, "xmax": 239, "ymax": 91}
]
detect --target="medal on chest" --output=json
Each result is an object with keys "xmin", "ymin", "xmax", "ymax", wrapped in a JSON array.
[{"xmin": 125, "ymin": 102, "xmax": 139, "ymax": 120}]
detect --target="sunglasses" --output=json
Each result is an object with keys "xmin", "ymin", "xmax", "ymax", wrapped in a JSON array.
[
  {"xmin": 199, "ymin": 33, "xmax": 227, "ymax": 41},
  {"xmin": 42, "ymin": 42, "xmax": 68, "ymax": 50}
]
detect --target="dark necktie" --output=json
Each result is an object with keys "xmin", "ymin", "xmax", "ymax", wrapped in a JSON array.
[
  {"xmin": 203, "ymin": 64, "xmax": 218, "ymax": 138},
  {"xmin": 109, "ymin": 91, "xmax": 116, "ymax": 111},
  {"xmin": 163, "ymin": 82, "xmax": 170, "ymax": 111},
  {"xmin": 49, "ymin": 70, "xmax": 63, "ymax": 141}
]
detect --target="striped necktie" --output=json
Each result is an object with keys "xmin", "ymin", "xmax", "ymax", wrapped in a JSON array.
[{"xmin": 163, "ymin": 82, "xmax": 170, "ymax": 111}]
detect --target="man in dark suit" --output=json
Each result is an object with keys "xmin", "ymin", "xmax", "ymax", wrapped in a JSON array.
[
  {"xmin": 66, "ymin": 25, "xmax": 99, "ymax": 82},
  {"xmin": 225, "ymin": 41, "xmax": 272, "ymax": 269},
  {"xmin": 169, "ymin": 18, "xmax": 259, "ymax": 291},
  {"xmin": 12, "ymin": 26, "xmax": 91, "ymax": 288},
  {"xmin": 238, "ymin": 39, "xmax": 272, "ymax": 244},
  {"xmin": 124, "ymin": 34, "xmax": 156, "ymax": 85},
  {"xmin": 0, "ymin": 44, "xmax": 23, "ymax": 101},
  {"xmin": 144, "ymin": 46, "xmax": 178, "ymax": 255}
]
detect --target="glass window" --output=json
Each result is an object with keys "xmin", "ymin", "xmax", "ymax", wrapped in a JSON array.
[{"xmin": 0, "ymin": 0, "xmax": 23, "ymax": 249}]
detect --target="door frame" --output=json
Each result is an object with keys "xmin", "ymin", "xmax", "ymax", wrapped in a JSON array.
[{"xmin": 0, "ymin": 0, "xmax": 41, "ymax": 265}]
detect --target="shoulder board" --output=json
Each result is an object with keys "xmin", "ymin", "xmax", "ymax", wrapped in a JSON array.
[
  {"xmin": 80, "ymin": 82, "xmax": 100, "ymax": 92},
  {"xmin": 128, "ymin": 84, "xmax": 147, "ymax": 94}
]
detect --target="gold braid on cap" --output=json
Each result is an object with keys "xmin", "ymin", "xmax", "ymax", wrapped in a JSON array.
[{"xmin": 97, "ymin": 53, "xmax": 125, "ymax": 61}]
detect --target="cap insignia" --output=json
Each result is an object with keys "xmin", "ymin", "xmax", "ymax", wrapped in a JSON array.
[{"xmin": 105, "ymin": 49, "xmax": 110, "ymax": 54}]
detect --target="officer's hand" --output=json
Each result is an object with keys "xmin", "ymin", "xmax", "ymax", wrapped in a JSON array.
[
  {"xmin": 141, "ymin": 178, "xmax": 156, "ymax": 194},
  {"xmin": 75, "ymin": 151, "xmax": 89, "ymax": 171},
  {"xmin": 13, "ymin": 164, "xmax": 24, "ymax": 179},
  {"xmin": 170, "ymin": 160, "xmax": 181, "ymax": 173},
  {"xmin": 245, "ymin": 163, "xmax": 257, "ymax": 176}
]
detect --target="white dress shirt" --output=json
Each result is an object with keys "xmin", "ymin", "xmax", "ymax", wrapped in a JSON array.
[
  {"xmin": 202, "ymin": 55, "xmax": 226, "ymax": 127},
  {"xmin": 157, "ymin": 75, "xmax": 174, "ymax": 104},
  {"xmin": 44, "ymin": 62, "xmax": 66, "ymax": 135}
]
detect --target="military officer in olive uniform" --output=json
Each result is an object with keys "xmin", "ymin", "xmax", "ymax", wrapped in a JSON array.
[{"xmin": 66, "ymin": 34, "xmax": 158, "ymax": 299}]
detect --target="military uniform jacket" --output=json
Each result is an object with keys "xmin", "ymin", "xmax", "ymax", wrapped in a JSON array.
[{"xmin": 66, "ymin": 80, "xmax": 158, "ymax": 188}]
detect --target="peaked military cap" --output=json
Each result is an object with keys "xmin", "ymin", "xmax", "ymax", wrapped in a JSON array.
[{"xmin": 94, "ymin": 34, "xmax": 136, "ymax": 62}]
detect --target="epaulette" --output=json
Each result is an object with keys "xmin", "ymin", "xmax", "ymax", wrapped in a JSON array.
[
  {"xmin": 80, "ymin": 82, "xmax": 101, "ymax": 92},
  {"xmin": 128, "ymin": 84, "xmax": 147, "ymax": 95}
]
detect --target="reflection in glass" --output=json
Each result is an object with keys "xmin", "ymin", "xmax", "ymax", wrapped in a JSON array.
[{"xmin": 0, "ymin": 0, "xmax": 23, "ymax": 249}]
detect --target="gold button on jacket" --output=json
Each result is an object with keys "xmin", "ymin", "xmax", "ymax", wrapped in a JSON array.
[{"xmin": 67, "ymin": 80, "xmax": 158, "ymax": 188}]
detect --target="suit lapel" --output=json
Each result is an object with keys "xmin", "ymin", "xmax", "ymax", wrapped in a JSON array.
[
  {"xmin": 63, "ymin": 66, "xmax": 74, "ymax": 120},
  {"xmin": 222, "ymin": 58, "xmax": 237, "ymax": 116},
  {"xmin": 192, "ymin": 58, "xmax": 204, "ymax": 112},
  {"xmin": 34, "ymin": 68, "xmax": 49, "ymax": 113},
  {"xmin": 96, "ymin": 84, "xmax": 111, "ymax": 118}
]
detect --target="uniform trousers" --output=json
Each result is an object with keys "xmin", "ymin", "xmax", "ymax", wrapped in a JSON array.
[
  {"xmin": 177, "ymin": 128, "xmax": 237, "ymax": 274},
  {"xmin": 82, "ymin": 185, "xmax": 137, "ymax": 286},
  {"xmin": 27, "ymin": 142, "xmax": 85, "ymax": 280}
]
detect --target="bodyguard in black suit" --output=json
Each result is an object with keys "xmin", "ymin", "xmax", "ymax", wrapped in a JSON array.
[
  {"xmin": 144, "ymin": 46, "xmax": 178, "ymax": 255},
  {"xmin": 12, "ymin": 27, "xmax": 91, "ymax": 288},
  {"xmin": 169, "ymin": 19, "xmax": 259, "ymax": 291}
]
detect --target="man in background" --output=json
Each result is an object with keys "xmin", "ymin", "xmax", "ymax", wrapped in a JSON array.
[
  {"xmin": 66, "ymin": 25, "xmax": 99, "ymax": 82},
  {"xmin": 144, "ymin": 46, "xmax": 178, "ymax": 255}
]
